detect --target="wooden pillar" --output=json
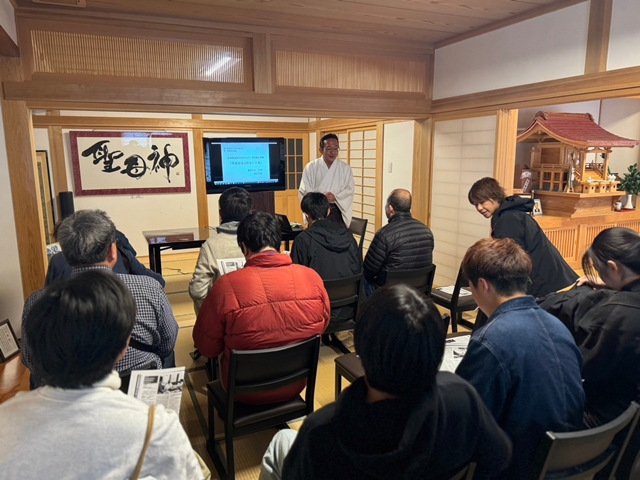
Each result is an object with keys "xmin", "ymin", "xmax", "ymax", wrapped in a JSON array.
[
  {"xmin": 494, "ymin": 109, "xmax": 518, "ymax": 195},
  {"xmin": 192, "ymin": 114, "xmax": 209, "ymax": 228},
  {"xmin": 0, "ymin": 57, "xmax": 47, "ymax": 297},
  {"xmin": 45, "ymin": 110, "xmax": 68, "ymax": 221},
  {"xmin": 252, "ymin": 33, "xmax": 273, "ymax": 94},
  {"xmin": 411, "ymin": 118, "xmax": 433, "ymax": 225},
  {"xmin": 585, "ymin": 0, "xmax": 613, "ymax": 75}
]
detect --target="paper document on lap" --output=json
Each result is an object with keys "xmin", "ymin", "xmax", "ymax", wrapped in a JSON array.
[
  {"xmin": 128, "ymin": 366, "xmax": 186, "ymax": 414},
  {"xmin": 217, "ymin": 258, "xmax": 246, "ymax": 275},
  {"xmin": 440, "ymin": 335, "xmax": 471, "ymax": 372},
  {"xmin": 436, "ymin": 285, "xmax": 472, "ymax": 296}
]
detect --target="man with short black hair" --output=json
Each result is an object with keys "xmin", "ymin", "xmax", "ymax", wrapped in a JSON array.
[
  {"xmin": 1, "ymin": 271, "xmax": 202, "ymax": 479},
  {"xmin": 363, "ymin": 189, "xmax": 434, "ymax": 293},
  {"xmin": 193, "ymin": 211, "xmax": 330, "ymax": 405},
  {"xmin": 299, "ymin": 133, "xmax": 354, "ymax": 227},
  {"xmin": 258, "ymin": 285, "xmax": 512, "ymax": 480},
  {"xmin": 456, "ymin": 237, "xmax": 585, "ymax": 480},
  {"xmin": 21, "ymin": 209, "xmax": 178, "ymax": 389},
  {"xmin": 189, "ymin": 186, "xmax": 253, "ymax": 314}
]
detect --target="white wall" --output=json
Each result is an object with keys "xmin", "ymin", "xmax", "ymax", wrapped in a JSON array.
[
  {"xmin": 0, "ymin": 0, "xmax": 16, "ymax": 44},
  {"xmin": 599, "ymin": 98, "xmax": 640, "ymax": 175},
  {"xmin": 433, "ymin": 2, "xmax": 589, "ymax": 99},
  {"xmin": 382, "ymin": 121, "xmax": 414, "ymax": 220},
  {"xmin": 0, "ymin": 102, "xmax": 25, "ymax": 335},
  {"xmin": 608, "ymin": 0, "xmax": 640, "ymax": 71},
  {"xmin": 431, "ymin": 116, "xmax": 496, "ymax": 286}
]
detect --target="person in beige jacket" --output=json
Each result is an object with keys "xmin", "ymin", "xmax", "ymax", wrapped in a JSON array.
[{"xmin": 189, "ymin": 187, "xmax": 252, "ymax": 314}]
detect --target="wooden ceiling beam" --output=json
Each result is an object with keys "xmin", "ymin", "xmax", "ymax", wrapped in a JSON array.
[
  {"xmin": 0, "ymin": 25, "xmax": 19, "ymax": 57},
  {"xmin": 5, "ymin": 79, "xmax": 430, "ymax": 118}
]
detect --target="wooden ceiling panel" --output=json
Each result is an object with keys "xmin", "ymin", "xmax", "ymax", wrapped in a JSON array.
[{"xmin": 19, "ymin": 0, "xmax": 585, "ymax": 46}]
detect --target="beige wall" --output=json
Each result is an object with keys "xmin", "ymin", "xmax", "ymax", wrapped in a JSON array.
[{"xmin": 430, "ymin": 116, "xmax": 496, "ymax": 286}]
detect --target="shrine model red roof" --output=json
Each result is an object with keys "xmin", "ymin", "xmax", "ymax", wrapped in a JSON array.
[{"xmin": 517, "ymin": 111, "xmax": 640, "ymax": 148}]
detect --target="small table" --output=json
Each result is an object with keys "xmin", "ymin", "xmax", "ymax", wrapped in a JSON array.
[
  {"xmin": 143, "ymin": 227, "xmax": 212, "ymax": 275},
  {"xmin": 282, "ymin": 229, "xmax": 303, "ymax": 251}
]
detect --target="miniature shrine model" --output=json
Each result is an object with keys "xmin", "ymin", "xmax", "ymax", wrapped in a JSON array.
[{"xmin": 517, "ymin": 111, "xmax": 640, "ymax": 217}]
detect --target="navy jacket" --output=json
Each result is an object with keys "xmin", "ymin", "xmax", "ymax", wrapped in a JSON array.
[
  {"xmin": 456, "ymin": 296, "xmax": 585, "ymax": 480},
  {"xmin": 45, "ymin": 231, "xmax": 165, "ymax": 288}
]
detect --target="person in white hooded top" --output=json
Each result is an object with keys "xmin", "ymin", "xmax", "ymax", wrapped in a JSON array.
[{"xmin": 0, "ymin": 270, "xmax": 203, "ymax": 480}]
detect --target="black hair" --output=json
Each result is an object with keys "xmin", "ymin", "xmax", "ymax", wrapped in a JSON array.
[
  {"xmin": 468, "ymin": 177, "xmax": 506, "ymax": 205},
  {"xmin": 56, "ymin": 210, "xmax": 117, "ymax": 267},
  {"xmin": 26, "ymin": 270, "xmax": 136, "ymax": 389},
  {"xmin": 301, "ymin": 192, "xmax": 330, "ymax": 221},
  {"xmin": 219, "ymin": 187, "xmax": 252, "ymax": 222},
  {"xmin": 582, "ymin": 227, "xmax": 640, "ymax": 282},
  {"xmin": 462, "ymin": 238, "xmax": 532, "ymax": 296},
  {"xmin": 387, "ymin": 189, "xmax": 412, "ymax": 213},
  {"xmin": 354, "ymin": 284, "xmax": 445, "ymax": 397},
  {"xmin": 237, "ymin": 211, "xmax": 282, "ymax": 252},
  {"xmin": 319, "ymin": 133, "xmax": 339, "ymax": 150}
]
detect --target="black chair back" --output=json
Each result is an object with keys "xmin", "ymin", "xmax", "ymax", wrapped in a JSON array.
[
  {"xmin": 348, "ymin": 217, "xmax": 368, "ymax": 257},
  {"xmin": 450, "ymin": 267, "xmax": 470, "ymax": 304},
  {"xmin": 385, "ymin": 264, "xmax": 437, "ymax": 296},
  {"xmin": 324, "ymin": 274, "xmax": 362, "ymax": 311},
  {"xmin": 530, "ymin": 402, "xmax": 640, "ymax": 480},
  {"xmin": 227, "ymin": 336, "xmax": 321, "ymax": 401}
]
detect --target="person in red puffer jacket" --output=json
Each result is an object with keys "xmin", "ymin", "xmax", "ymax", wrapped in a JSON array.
[{"xmin": 193, "ymin": 211, "xmax": 331, "ymax": 405}]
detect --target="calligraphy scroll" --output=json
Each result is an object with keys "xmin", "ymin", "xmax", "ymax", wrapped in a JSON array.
[{"xmin": 70, "ymin": 131, "xmax": 191, "ymax": 196}]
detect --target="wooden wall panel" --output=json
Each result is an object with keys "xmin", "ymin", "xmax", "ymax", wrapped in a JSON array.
[
  {"xmin": 275, "ymin": 50, "xmax": 426, "ymax": 93},
  {"xmin": 31, "ymin": 30, "xmax": 246, "ymax": 84},
  {"xmin": 545, "ymin": 227, "xmax": 578, "ymax": 262},
  {"xmin": 0, "ymin": 58, "xmax": 47, "ymax": 298},
  {"xmin": 412, "ymin": 119, "xmax": 433, "ymax": 225}
]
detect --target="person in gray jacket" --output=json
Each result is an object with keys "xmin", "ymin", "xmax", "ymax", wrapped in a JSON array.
[{"xmin": 189, "ymin": 187, "xmax": 252, "ymax": 314}]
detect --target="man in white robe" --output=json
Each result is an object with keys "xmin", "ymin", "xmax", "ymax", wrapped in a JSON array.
[{"xmin": 298, "ymin": 133, "xmax": 355, "ymax": 227}]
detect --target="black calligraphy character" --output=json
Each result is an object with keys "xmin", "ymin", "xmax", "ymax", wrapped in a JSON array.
[
  {"xmin": 81, "ymin": 140, "xmax": 122, "ymax": 173},
  {"xmin": 120, "ymin": 155, "xmax": 147, "ymax": 179},
  {"xmin": 148, "ymin": 145, "xmax": 161, "ymax": 173},
  {"xmin": 157, "ymin": 144, "xmax": 180, "ymax": 183}
]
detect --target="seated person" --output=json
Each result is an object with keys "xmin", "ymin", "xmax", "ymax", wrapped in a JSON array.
[
  {"xmin": 189, "ymin": 187, "xmax": 252, "ymax": 314},
  {"xmin": 193, "ymin": 211, "xmax": 330, "ymax": 405},
  {"xmin": 0, "ymin": 271, "xmax": 202, "ymax": 479},
  {"xmin": 455, "ymin": 238, "xmax": 585, "ymax": 480},
  {"xmin": 468, "ymin": 177, "xmax": 577, "ymax": 298},
  {"xmin": 259, "ymin": 285, "xmax": 512, "ymax": 480},
  {"xmin": 363, "ymin": 189, "xmax": 434, "ymax": 293},
  {"xmin": 540, "ymin": 227, "xmax": 640, "ymax": 426},
  {"xmin": 21, "ymin": 210, "xmax": 179, "ymax": 389},
  {"xmin": 291, "ymin": 192, "xmax": 362, "ymax": 325},
  {"xmin": 45, "ymin": 229, "xmax": 165, "ymax": 287}
]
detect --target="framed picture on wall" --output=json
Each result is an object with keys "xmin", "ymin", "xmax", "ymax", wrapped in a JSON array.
[
  {"xmin": 70, "ymin": 131, "xmax": 191, "ymax": 196},
  {"xmin": 0, "ymin": 319, "xmax": 19, "ymax": 363}
]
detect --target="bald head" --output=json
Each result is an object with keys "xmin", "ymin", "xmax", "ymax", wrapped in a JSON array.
[{"xmin": 387, "ymin": 189, "xmax": 412, "ymax": 216}]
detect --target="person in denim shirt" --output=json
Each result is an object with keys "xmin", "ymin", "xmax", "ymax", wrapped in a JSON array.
[{"xmin": 456, "ymin": 238, "xmax": 585, "ymax": 480}]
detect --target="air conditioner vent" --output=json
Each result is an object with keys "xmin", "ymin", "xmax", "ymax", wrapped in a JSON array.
[{"xmin": 32, "ymin": 0, "xmax": 86, "ymax": 7}]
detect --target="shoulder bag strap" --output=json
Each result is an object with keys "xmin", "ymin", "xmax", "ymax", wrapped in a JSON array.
[{"xmin": 130, "ymin": 404, "xmax": 156, "ymax": 480}]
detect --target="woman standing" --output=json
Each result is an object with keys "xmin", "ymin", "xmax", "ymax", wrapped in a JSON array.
[{"xmin": 468, "ymin": 177, "xmax": 577, "ymax": 298}]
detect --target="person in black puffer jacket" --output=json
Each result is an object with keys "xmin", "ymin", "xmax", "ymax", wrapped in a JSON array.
[
  {"xmin": 363, "ymin": 189, "xmax": 434, "ymax": 293},
  {"xmin": 468, "ymin": 177, "xmax": 577, "ymax": 299}
]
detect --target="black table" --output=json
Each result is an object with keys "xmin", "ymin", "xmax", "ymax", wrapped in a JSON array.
[
  {"xmin": 143, "ymin": 227, "xmax": 212, "ymax": 275},
  {"xmin": 282, "ymin": 228, "xmax": 304, "ymax": 251}
]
